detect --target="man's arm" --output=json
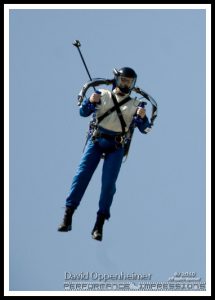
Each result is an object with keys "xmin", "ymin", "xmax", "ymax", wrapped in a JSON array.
[
  {"xmin": 134, "ymin": 106, "xmax": 151, "ymax": 134},
  {"xmin": 79, "ymin": 98, "xmax": 96, "ymax": 117},
  {"xmin": 79, "ymin": 92, "xmax": 101, "ymax": 117}
]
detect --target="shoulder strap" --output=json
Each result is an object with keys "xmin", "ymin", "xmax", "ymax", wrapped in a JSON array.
[
  {"xmin": 97, "ymin": 94, "xmax": 131, "ymax": 134},
  {"xmin": 111, "ymin": 93, "xmax": 127, "ymax": 134}
]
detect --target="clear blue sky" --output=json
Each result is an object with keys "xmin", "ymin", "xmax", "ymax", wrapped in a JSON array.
[{"xmin": 7, "ymin": 5, "xmax": 208, "ymax": 295}]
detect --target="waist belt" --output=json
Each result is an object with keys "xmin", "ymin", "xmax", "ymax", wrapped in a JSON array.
[{"xmin": 98, "ymin": 132, "xmax": 124, "ymax": 143}]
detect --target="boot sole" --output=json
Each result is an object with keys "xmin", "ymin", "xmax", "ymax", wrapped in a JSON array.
[
  {"xmin": 92, "ymin": 231, "xmax": 102, "ymax": 241},
  {"xmin": 58, "ymin": 225, "xmax": 72, "ymax": 232}
]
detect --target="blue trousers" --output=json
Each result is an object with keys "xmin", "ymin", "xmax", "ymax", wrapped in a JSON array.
[{"xmin": 65, "ymin": 137, "xmax": 125, "ymax": 219}]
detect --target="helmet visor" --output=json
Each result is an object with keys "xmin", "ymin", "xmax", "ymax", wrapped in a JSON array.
[{"xmin": 116, "ymin": 76, "xmax": 136, "ymax": 92}]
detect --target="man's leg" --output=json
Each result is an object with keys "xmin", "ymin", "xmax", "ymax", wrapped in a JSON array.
[
  {"xmin": 66, "ymin": 140, "xmax": 102, "ymax": 208},
  {"xmin": 92, "ymin": 147, "xmax": 124, "ymax": 240},
  {"xmin": 98, "ymin": 147, "xmax": 124, "ymax": 219},
  {"xmin": 58, "ymin": 139, "xmax": 102, "ymax": 232}
]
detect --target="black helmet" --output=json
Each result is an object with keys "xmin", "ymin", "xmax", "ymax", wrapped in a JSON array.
[{"xmin": 113, "ymin": 67, "xmax": 137, "ymax": 94}]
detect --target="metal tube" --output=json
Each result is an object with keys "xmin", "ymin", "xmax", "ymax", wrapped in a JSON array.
[{"xmin": 73, "ymin": 40, "xmax": 96, "ymax": 91}]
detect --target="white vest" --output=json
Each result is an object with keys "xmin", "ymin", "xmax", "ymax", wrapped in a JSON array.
[{"xmin": 95, "ymin": 89, "xmax": 141, "ymax": 133}]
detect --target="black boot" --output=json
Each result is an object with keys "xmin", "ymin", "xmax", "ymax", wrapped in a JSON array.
[
  {"xmin": 91, "ymin": 214, "xmax": 106, "ymax": 241},
  {"xmin": 58, "ymin": 207, "xmax": 74, "ymax": 232}
]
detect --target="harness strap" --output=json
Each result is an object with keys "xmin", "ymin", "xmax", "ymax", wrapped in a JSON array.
[{"xmin": 97, "ymin": 93, "xmax": 131, "ymax": 135}]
